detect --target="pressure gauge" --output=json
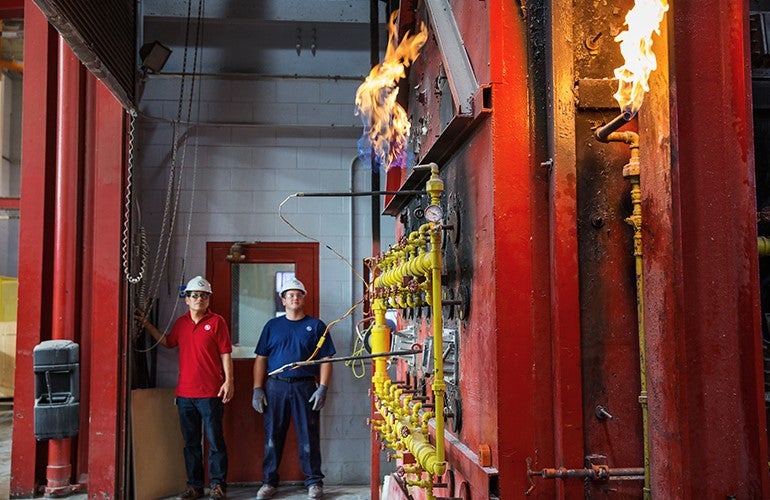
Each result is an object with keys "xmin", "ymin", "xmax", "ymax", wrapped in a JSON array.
[{"xmin": 424, "ymin": 204, "xmax": 444, "ymax": 223}]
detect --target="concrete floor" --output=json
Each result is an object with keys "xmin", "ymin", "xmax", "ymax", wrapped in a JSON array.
[
  {"xmin": 159, "ymin": 484, "xmax": 371, "ymax": 499},
  {"xmin": 1, "ymin": 401, "xmax": 370, "ymax": 499},
  {"xmin": 1, "ymin": 400, "xmax": 12, "ymax": 500}
]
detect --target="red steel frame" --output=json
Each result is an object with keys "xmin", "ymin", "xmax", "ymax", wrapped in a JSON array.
[
  {"xmin": 83, "ymin": 75, "xmax": 127, "ymax": 498},
  {"xmin": 12, "ymin": 1, "xmax": 57, "ymax": 494},
  {"xmin": 488, "ymin": 0, "xmax": 537, "ymax": 495},
  {"xmin": 9, "ymin": 0, "xmax": 770, "ymax": 497},
  {"xmin": 12, "ymin": 1, "xmax": 128, "ymax": 495},
  {"xmin": 384, "ymin": 0, "xmax": 770, "ymax": 498},
  {"xmin": 641, "ymin": 0, "xmax": 770, "ymax": 496}
]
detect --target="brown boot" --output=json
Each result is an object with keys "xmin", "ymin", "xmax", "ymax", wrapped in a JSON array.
[
  {"xmin": 177, "ymin": 487, "xmax": 204, "ymax": 499},
  {"xmin": 209, "ymin": 483, "xmax": 227, "ymax": 499}
]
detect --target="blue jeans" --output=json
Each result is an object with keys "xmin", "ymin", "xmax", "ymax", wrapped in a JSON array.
[
  {"xmin": 177, "ymin": 397, "xmax": 227, "ymax": 490},
  {"xmin": 262, "ymin": 378, "xmax": 324, "ymax": 488}
]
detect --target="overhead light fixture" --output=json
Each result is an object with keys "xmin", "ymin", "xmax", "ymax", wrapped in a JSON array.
[{"xmin": 139, "ymin": 41, "xmax": 171, "ymax": 74}]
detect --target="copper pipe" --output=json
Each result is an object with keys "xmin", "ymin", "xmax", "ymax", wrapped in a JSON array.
[{"xmin": 529, "ymin": 466, "xmax": 645, "ymax": 480}]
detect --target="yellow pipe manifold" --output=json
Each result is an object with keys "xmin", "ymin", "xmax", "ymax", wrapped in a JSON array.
[{"xmin": 370, "ymin": 163, "xmax": 448, "ymax": 491}]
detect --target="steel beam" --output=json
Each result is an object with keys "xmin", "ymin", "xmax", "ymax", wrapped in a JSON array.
[
  {"xmin": 11, "ymin": 1, "xmax": 57, "ymax": 495},
  {"xmin": 546, "ymin": 0, "xmax": 586, "ymax": 497},
  {"xmin": 642, "ymin": 0, "xmax": 770, "ymax": 497},
  {"xmin": 0, "ymin": 198, "xmax": 19, "ymax": 210},
  {"xmin": 84, "ymin": 76, "xmax": 127, "ymax": 498}
]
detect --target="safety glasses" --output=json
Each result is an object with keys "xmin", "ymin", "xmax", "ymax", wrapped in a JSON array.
[{"xmin": 187, "ymin": 292, "xmax": 210, "ymax": 300}]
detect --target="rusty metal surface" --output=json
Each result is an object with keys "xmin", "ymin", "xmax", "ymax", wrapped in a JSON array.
[
  {"xmin": 576, "ymin": 109, "xmax": 644, "ymax": 499},
  {"xmin": 571, "ymin": 1, "xmax": 644, "ymax": 498},
  {"xmin": 577, "ymin": 78, "xmax": 621, "ymax": 110}
]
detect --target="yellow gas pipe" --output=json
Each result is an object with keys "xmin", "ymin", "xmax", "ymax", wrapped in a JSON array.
[
  {"xmin": 759, "ymin": 236, "xmax": 770, "ymax": 257},
  {"xmin": 369, "ymin": 164, "xmax": 447, "ymax": 497},
  {"xmin": 604, "ymin": 131, "xmax": 650, "ymax": 499},
  {"xmin": 424, "ymin": 164, "xmax": 447, "ymax": 475},
  {"xmin": 370, "ymin": 298, "xmax": 391, "ymax": 394}
]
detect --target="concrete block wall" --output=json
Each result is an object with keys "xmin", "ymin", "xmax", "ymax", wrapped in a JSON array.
[{"xmin": 135, "ymin": 75, "xmax": 394, "ymax": 484}]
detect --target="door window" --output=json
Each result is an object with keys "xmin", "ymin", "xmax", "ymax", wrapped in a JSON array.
[
  {"xmin": 206, "ymin": 242, "xmax": 319, "ymax": 359},
  {"xmin": 230, "ymin": 263, "xmax": 294, "ymax": 355}
]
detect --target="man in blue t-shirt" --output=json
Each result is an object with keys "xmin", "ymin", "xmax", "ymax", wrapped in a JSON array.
[{"xmin": 252, "ymin": 278, "xmax": 335, "ymax": 500}]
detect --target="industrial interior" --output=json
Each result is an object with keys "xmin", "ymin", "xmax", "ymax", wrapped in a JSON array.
[{"xmin": 2, "ymin": 0, "xmax": 770, "ymax": 498}]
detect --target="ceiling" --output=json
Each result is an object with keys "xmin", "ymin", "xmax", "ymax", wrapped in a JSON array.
[{"xmin": 141, "ymin": 0, "xmax": 389, "ymax": 79}]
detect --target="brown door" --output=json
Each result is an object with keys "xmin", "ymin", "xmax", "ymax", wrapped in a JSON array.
[{"xmin": 206, "ymin": 241, "xmax": 319, "ymax": 483}]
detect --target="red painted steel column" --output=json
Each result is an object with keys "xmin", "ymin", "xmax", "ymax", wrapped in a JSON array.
[
  {"xmin": 642, "ymin": 0, "xmax": 770, "ymax": 497},
  {"xmin": 547, "ymin": 0, "xmax": 585, "ymax": 497},
  {"xmin": 84, "ymin": 77, "xmax": 127, "ymax": 497},
  {"xmin": 489, "ymin": 0, "xmax": 541, "ymax": 497},
  {"xmin": 11, "ymin": 1, "xmax": 57, "ymax": 495},
  {"xmin": 45, "ymin": 35, "xmax": 82, "ymax": 496}
]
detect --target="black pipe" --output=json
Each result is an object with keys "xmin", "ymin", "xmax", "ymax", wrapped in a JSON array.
[
  {"xmin": 269, "ymin": 348, "xmax": 423, "ymax": 375},
  {"xmin": 370, "ymin": 0, "xmax": 381, "ymax": 256},
  {"xmin": 296, "ymin": 190, "xmax": 425, "ymax": 197},
  {"xmin": 595, "ymin": 110, "xmax": 637, "ymax": 142}
]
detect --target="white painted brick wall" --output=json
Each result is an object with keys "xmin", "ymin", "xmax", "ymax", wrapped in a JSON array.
[{"xmin": 136, "ymin": 75, "xmax": 396, "ymax": 485}]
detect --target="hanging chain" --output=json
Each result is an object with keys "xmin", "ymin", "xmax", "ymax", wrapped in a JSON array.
[
  {"xmin": 122, "ymin": 109, "xmax": 148, "ymax": 284},
  {"xmin": 135, "ymin": 0, "xmax": 205, "ymax": 348},
  {"xmin": 140, "ymin": 0, "xmax": 196, "ymax": 319},
  {"xmin": 178, "ymin": 0, "xmax": 205, "ymax": 283}
]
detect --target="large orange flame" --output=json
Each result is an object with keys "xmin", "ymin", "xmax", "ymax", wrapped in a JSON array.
[
  {"xmin": 355, "ymin": 11, "xmax": 427, "ymax": 170},
  {"xmin": 613, "ymin": 0, "xmax": 669, "ymax": 116}
]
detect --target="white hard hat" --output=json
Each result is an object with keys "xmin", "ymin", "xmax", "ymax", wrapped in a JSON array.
[
  {"xmin": 280, "ymin": 277, "xmax": 306, "ymax": 296},
  {"xmin": 185, "ymin": 276, "xmax": 212, "ymax": 294}
]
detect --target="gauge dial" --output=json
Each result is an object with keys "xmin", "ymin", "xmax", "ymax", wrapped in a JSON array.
[{"xmin": 424, "ymin": 204, "xmax": 443, "ymax": 223}]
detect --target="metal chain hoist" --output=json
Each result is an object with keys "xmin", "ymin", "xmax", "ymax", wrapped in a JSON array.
[{"xmin": 133, "ymin": 0, "xmax": 205, "ymax": 349}]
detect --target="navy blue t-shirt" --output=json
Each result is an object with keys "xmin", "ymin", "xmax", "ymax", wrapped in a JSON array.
[{"xmin": 255, "ymin": 315, "xmax": 336, "ymax": 377}]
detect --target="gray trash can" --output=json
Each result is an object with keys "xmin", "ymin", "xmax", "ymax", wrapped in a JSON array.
[{"xmin": 33, "ymin": 340, "xmax": 80, "ymax": 440}]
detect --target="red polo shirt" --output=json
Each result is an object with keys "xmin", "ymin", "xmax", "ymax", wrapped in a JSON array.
[{"xmin": 167, "ymin": 310, "xmax": 232, "ymax": 398}]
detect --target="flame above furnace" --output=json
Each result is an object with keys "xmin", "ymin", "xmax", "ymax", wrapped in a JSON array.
[
  {"xmin": 355, "ymin": 11, "xmax": 427, "ymax": 171},
  {"xmin": 612, "ymin": 0, "xmax": 669, "ymax": 116}
]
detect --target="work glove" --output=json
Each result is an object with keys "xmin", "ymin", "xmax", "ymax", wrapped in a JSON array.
[
  {"xmin": 308, "ymin": 384, "xmax": 328, "ymax": 411},
  {"xmin": 252, "ymin": 387, "xmax": 267, "ymax": 413}
]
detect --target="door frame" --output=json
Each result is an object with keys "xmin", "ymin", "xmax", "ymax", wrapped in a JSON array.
[
  {"xmin": 206, "ymin": 241, "xmax": 320, "ymax": 325},
  {"xmin": 205, "ymin": 240, "xmax": 319, "ymax": 483}
]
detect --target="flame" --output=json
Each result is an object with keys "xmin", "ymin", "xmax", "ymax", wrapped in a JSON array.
[
  {"xmin": 355, "ymin": 11, "xmax": 427, "ymax": 170},
  {"xmin": 612, "ymin": 0, "xmax": 669, "ymax": 116}
]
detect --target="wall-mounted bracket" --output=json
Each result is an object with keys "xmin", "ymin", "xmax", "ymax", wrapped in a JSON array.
[{"xmin": 424, "ymin": 0, "xmax": 478, "ymax": 116}]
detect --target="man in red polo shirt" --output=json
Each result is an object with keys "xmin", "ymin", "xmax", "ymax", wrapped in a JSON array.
[{"xmin": 138, "ymin": 276, "xmax": 234, "ymax": 500}]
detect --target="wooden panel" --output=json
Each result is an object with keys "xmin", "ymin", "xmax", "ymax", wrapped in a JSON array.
[
  {"xmin": 131, "ymin": 388, "xmax": 186, "ymax": 500},
  {"xmin": 0, "ymin": 321, "xmax": 15, "ymax": 397}
]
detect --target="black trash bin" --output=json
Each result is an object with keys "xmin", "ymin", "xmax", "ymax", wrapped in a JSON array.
[{"xmin": 33, "ymin": 340, "xmax": 80, "ymax": 440}]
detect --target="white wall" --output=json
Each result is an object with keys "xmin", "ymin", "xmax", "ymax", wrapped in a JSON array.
[{"xmin": 135, "ymin": 74, "xmax": 394, "ymax": 484}]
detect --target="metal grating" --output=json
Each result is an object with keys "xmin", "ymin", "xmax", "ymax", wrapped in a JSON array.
[{"xmin": 33, "ymin": 0, "xmax": 135, "ymax": 109}]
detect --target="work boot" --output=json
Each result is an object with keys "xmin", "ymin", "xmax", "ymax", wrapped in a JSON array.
[
  {"xmin": 177, "ymin": 487, "xmax": 204, "ymax": 499},
  {"xmin": 256, "ymin": 483, "xmax": 277, "ymax": 499},
  {"xmin": 307, "ymin": 484, "xmax": 323, "ymax": 499},
  {"xmin": 209, "ymin": 483, "xmax": 227, "ymax": 499}
]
